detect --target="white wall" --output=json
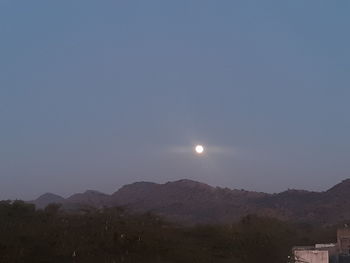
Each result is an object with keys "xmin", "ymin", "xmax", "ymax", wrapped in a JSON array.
[{"xmin": 294, "ymin": 250, "xmax": 329, "ymax": 263}]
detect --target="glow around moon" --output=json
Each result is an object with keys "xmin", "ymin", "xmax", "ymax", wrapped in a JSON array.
[{"xmin": 195, "ymin": 145, "xmax": 204, "ymax": 154}]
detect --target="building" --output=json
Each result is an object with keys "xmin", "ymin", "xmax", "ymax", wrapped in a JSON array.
[
  {"xmin": 293, "ymin": 227, "xmax": 350, "ymax": 263},
  {"xmin": 338, "ymin": 228, "xmax": 350, "ymax": 255},
  {"xmin": 294, "ymin": 248, "xmax": 329, "ymax": 263}
]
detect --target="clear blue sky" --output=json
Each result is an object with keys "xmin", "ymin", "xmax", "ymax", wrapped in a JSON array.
[{"xmin": 1, "ymin": 1, "xmax": 350, "ymax": 199}]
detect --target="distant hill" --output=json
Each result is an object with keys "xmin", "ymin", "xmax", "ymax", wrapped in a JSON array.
[
  {"xmin": 30, "ymin": 193, "xmax": 65, "ymax": 209},
  {"xmin": 66, "ymin": 190, "xmax": 110, "ymax": 208},
  {"xmin": 29, "ymin": 179, "xmax": 350, "ymax": 224},
  {"xmin": 110, "ymin": 179, "xmax": 267, "ymax": 223}
]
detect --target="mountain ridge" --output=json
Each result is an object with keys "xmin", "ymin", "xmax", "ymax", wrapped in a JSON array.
[{"xmin": 29, "ymin": 179, "xmax": 350, "ymax": 224}]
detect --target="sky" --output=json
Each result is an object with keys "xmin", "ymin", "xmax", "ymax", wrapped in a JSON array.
[{"xmin": 1, "ymin": 1, "xmax": 350, "ymax": 200}]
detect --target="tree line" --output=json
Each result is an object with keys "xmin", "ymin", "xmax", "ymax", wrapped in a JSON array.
[{"xmin": 0, "ymin": 200, "xmax": 336, "ymax": 263}]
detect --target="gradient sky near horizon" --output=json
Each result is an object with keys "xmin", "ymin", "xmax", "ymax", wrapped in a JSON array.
[{"xmin": 1, "ymin": 1, "xmax": 350, "ymax": 200}]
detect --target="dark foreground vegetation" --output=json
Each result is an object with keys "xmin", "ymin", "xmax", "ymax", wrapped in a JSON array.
[{"xmin": 0, "ymin": 200, "xmax": 336, "ymax": 263}]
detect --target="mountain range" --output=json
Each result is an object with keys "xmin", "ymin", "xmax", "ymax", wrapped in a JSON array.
[{"xmin": 30, "ymin": 179, "xmax": 350, "ymax": 224}]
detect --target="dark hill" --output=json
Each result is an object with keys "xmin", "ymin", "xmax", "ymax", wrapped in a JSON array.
[
  {"xmin": 30, "ymin": 193, "xmax": 65, "ymax": 209},
  {"xmin": 29, "ymin": 178, "xmax": 350, "ymax": 224},
  {"xmin": 66, "ymin": 190, "xmax": 110, "ymax": 208}
]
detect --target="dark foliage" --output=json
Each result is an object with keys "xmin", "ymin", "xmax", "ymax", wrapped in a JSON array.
[{"xmin": 0, "ymin": 201, "xmax": 336, "ymax": 263}]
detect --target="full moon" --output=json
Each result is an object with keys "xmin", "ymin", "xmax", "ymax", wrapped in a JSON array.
[{"xmin": 195, "ymin": 145, "xmax": 204, "ymax": 154}]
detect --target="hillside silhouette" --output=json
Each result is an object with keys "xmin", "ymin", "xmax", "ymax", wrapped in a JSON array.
[{"xmin": 30, "ymin": 179, "xmax": 350, "ymax": 224}]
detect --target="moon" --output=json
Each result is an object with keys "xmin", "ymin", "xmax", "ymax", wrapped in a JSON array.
[{"xmin": 195, "ymin": 145, "xmax": 204, "ymax": 154}]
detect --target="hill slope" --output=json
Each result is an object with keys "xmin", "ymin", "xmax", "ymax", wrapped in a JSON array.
[
  {"xmin": 30, "ymin": 193, "xmax": 65, "ymax": 209},
  {"xmin": 29, "ymin": 179, "xmax": 350, "ymax": 224}
]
